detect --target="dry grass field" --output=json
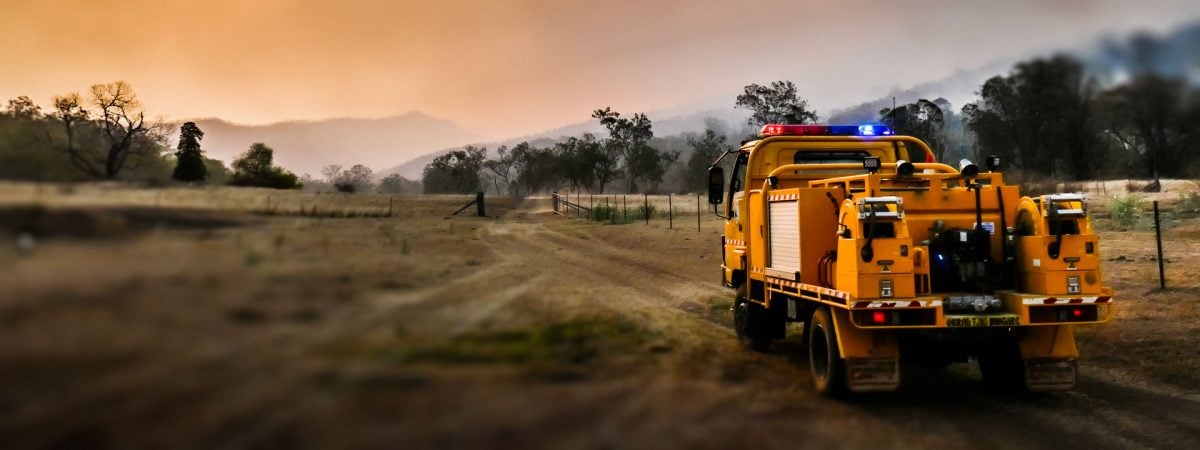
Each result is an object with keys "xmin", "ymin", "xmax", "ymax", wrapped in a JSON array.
[{"xmin": 1, "ymin": 182, "xmax": 1199, "ymax": 449}]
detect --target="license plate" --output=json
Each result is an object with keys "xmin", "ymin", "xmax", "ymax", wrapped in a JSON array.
[{"xmin": 945, "ymin": 314, "xmax": 1020, "ymax": 328}]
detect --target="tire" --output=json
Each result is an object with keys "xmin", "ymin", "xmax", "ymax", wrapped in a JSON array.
[
  {"xmin": 733, "ymin": 285, "xmax": 772, "ymax": 352},
  {"xmin": 977, "ymin": 340, "xmax": 1026, "ymax": 392},
  {"xmin": 808, "ymin": 306, "xmax": 846, "ymax": 396}
]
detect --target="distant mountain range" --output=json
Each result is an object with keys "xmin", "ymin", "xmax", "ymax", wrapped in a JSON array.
[{"xmin": 186, "ymin": 112, "xmax": 478, "ymax": 177}]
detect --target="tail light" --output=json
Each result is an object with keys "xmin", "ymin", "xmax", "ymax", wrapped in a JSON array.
[
  {"xmin": 1029, "ymin": 305, "xmax": 1099, "ymax": 323},
  {"xmin": 872, "ymin": 311, "xmax": 888, "ymax": 324}
]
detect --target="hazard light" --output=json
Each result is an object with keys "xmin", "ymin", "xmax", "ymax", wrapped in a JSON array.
[{"xmin": 759, "ymin": 124, "xmax": 893, "ymax": 137}]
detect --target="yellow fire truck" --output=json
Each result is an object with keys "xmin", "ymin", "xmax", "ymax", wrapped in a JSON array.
[{"xmin": 707, "ymin": 124, "xmax": 1113, "ymax": 395}]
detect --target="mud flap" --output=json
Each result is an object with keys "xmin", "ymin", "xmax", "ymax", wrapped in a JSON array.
[
  {"xmin": 846, "ymin": 358, "xmax": 900, "ymax": 392},
  {"xmin": 1018, "ymin": 325, "xmax": 1078, "ymax": 392},
  {"xmin": 1025, "ymin": 358, "xmax": 1077, "ymax": 392},
  {"xmin": 829, "ymin": 308, "xmax": 900, "ymax": 392}
]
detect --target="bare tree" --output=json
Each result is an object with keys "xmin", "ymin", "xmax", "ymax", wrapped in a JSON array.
[
  {"xmin": 53, "ymin": 81, "xmax": 153, "ymax": 179},
  {"xmin": 52, "ymin": 93, "xmax": 98, "ymax": 177},
  {"xmin": 91, "ymin": 81, "xmax": 150, "ymax": 178},
  {"xmin": 321, "ymin": 164, "xmax": 343, "ymax": 183}
]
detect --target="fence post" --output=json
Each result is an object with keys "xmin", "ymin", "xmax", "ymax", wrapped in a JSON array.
[
  {"xmin": 476, "ymin": 192, "xmax": 486, "ymax": 217},
  {"xmin": 697, "ymin": 194, "xmax": 701, "ymax": 232},
  {"xmin": 1154, "ymin": 200, "xmax": 1166, "ymax": 289},
  {"xmin": 389, "ymin": 197, "xmax": 394, "ymax": 217},
  {"xmin": 623, "ymin": 195, "xmax": 627, "ymax": 221},
  {"xmin": 644, "ymin": 193, "xmax": 649, "ymax": 225},
  {"xmin": 552, "ymin": 192, "xmax": 558, "ymax": 214},
  {"xmin": 668, "ymin": 193, "xmax": 673, "ymax": 229}
]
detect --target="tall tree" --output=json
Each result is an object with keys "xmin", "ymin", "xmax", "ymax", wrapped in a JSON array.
[
  {"xmin": 685, "ymin": 126, "xmax": 730, "ymax": 191},
  {"xmin": 482, "ymin": 145, "xmax": 517, "ymax": 195},
  {"xmin": 1097, "ymin": 74, "xmax": 1196, "ymax": 179},
  {"xmin": 90, "ymin": 81, "xmax": 151, "ymax": 179},
  {"xmin": 592, "ymin": 107, "xmax": 675, "ymax": 192},
  {"xmin": 963, "ymin": 55, "xmax": 1102, "ymax": 179},
  {"xmin": 735, "ymin": 81, "xmax": 818, "ymax": 127},
  {"xmin": 51, "ymin": 93, "xmax": 94, "ymax": 176},
  {"xmin": 422, "ymin": 146, "xmax": 486, "ymax": 194},
  {"xmin": 512, "ymin": 144, "xmax": 560, "ymax": 194},
  {"xmin": 229, "ymin": 142, "xmax": 301, "ymax": 189},
  {"xmin": 880, "ymin": 99, "xmax": 945, "ymax": 160},
  {"xmin": 3, "ymin": 96, "xmax": 42, "ymax": 119},
  {"xmin": 172, "ymin": 121, "xmax": 207, "ymax": 182}
]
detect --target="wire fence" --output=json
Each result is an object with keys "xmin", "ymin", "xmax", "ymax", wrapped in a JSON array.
[{"xmin": 552, "ymin": 192, "xmax": 713, "ymax": 230}]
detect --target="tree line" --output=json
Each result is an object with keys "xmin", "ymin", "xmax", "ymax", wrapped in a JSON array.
[
  {"xmin": 1, "ymin": 81, "xmax": 303, "ymax": 189},
  {"xmin": 421, "ymin": 108, "xmax": 704, "ymax": 195},
  {"xmin": 6, "ymin": 47, "xmax": 1199, "ymax": 194},
  {"xmin": 963, "ymin": 55, "xmax": 1200, "ymax": 181}
]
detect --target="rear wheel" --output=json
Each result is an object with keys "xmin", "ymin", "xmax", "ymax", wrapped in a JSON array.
[
  {"xmin": 808, "ymin": 306, "xmax": 846, "ymax": 396},
  {"xmin": 733, "ymin": 285, "xmax": 772, "ymax": 352}
]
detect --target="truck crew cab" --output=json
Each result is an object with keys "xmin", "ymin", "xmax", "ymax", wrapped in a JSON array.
[{"xmin": 708, "ymin": 124, "xmax": 1113, "ymax": 395}]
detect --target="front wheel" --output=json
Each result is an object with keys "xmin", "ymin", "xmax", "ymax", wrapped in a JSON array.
[
  {"xmin": 733, "ymin": 285, "xmax": 772, "ymax": 352},
  {"xmin": 808, "ymin": 306, "xmax": 846, "ymax": 396}
]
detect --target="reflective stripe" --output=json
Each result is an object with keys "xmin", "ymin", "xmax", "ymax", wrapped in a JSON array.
[
  {"xmin": 765, "ymin": 278, "xmax": 850, "ymax": 300},
  {"xmin": 1022, "ymin": 296, "xmax": 1112, "ymax": 305},
  {"xmin": 852, "ymin": 300, "xmax": 942, "ymax": 309}
]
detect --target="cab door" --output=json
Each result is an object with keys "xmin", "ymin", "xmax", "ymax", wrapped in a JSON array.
[{"xmin": 723, "ymin": 152, "xmax": 749, "ymax": 287}]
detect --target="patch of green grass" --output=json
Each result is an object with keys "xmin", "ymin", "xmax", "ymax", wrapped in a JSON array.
[
  {"xmin": 707, "ymin": 296, "xmax": 731, "ymax": 313},
  {"xmin": 389, "ymin": 318, "xmax": 647, "ymax": 367}
]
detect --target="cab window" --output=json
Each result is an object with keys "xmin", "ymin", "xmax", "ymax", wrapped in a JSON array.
[
  {"xmin": 728, "ymin": 153, "xmax": 747, "ymax": 218},
  {"xmin": 793, "ymin": 151, "xmax": 871, "ymax": 164}
]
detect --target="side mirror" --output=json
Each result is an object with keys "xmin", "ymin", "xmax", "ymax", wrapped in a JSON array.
[{"xmin": 708, "ymin": 166, "xmax": 725, "ymax": 205}]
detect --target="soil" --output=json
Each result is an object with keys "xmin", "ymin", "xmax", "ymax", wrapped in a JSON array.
[{"xmin": 1, "ymin": 188, "xmax": 1198, "ymax": 449}]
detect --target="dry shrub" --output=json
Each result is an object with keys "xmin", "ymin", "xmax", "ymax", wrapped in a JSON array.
[{"xmin": 1006, "ymin": 171, "xmax": 1090, "ymax": 197}]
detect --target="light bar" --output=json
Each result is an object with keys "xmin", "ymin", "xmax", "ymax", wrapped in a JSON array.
[{"xmin": 759, "ymin": 124, "xmax": 893, "ymax": 137}]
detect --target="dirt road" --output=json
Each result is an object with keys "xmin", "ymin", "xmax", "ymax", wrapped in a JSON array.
[{"xmin": 2, "ymin": 196, "xmax": 1199, "ymax": 449}]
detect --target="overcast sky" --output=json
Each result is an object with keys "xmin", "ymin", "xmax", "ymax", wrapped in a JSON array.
[{"xmin": 2, "ymin": 0, "xmax": 1198, "ymax": 138}]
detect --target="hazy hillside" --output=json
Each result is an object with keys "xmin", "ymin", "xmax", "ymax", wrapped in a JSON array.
[
  {"xmin": 187, "ymin": 112, "xmax": 478, "ymax": 177},
  {"xmin": 382, "ymin": 108, "xmax": 755, "ymax": 179},
  {"xmin": 332, "ymin": 21, "xmax": 1200, "ymax": 181}
]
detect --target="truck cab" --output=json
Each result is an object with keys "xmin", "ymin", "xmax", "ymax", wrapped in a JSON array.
[{"xmin": 709, "ymin": 124, "xmax": 1113, "ymax": 395}]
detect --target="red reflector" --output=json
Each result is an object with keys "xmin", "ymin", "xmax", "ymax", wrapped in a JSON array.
[
  {"xmin": 1071, "ymin": 308, "xmax": 1084, "ymax": 318},
  {"xmin": 871, "ymin": 311, "xmax": 887, "ymax": 324}
]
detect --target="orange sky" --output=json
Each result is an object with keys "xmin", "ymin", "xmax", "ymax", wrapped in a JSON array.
[{"xmin": 2, "ymin": 0, "xmax": 1198, "ymax": 138}]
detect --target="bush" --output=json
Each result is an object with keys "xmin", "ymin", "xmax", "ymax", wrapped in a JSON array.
[
  {"xmin": 228, "ymin": 143, "xmax": 302, "ymax": 189},
  {"xmin": 1110, "ymin": 194, "xmax": 1144, "ymax": 230},
  {"xmin": 1177, "ymin": 191, "xmax": 1200, "ymax": 215},
  {"xmin": 588, "ymin": 204, "xmax": 620, "ymax": 223},
  {"xmin": 636, "ymin": 203, "xmax": 656, "ymax": 220},
  {"xmin": 1008, "ymin": 171, "xmax": 1059, "ymax": 197}
]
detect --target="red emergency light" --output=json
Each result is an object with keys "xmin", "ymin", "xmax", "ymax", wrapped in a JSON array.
[{"xmin": 759, "ymin": 124, "xmax": 893, "ymax": 137}]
